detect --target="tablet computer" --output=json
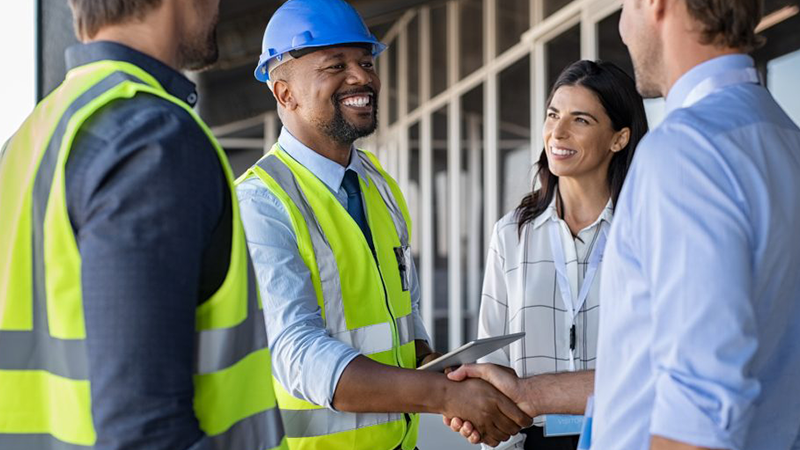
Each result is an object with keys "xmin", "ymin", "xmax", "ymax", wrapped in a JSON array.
[{"xmin": 417, "ymin": 332, "xmax": 525, "ymax": 372}]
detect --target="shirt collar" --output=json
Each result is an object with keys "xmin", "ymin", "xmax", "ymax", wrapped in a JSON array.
[
  {"xmin": 531, "ymin": 186, "xmax": 614, "ymax": 230},
  {"xmin": 277, "ymin": 127, "xmax": 369, "ymax": 192},
  {"xmin": 532, "ymin": 193, "xmax": 559, "ymax": 230},
  {"xmin": 664, "ymin": 54, "xmax": 755, "ymax": 116},
  {"xmin": 65, "ymin": 41, "xmax": 199, "ymax": 107}
]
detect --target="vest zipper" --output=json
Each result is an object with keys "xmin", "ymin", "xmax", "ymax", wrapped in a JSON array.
[{"xmin": 361, "ymin": 187, "xmax": 411, "ymax": 437}]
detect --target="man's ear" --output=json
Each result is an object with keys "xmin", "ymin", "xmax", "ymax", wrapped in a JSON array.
[
  {"xmin": 272, "ymin": 80, "xmax": 297, "ymax": 111},
  {"xmin": 611, "ymin": 127, "xmax": 631, "ymax": 153},
  {"xmin": 650, "ymin": 0, "xmax": 668, "ymax": 23}
]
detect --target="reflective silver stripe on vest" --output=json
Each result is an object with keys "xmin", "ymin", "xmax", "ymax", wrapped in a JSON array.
[
  {"xmin": 332, "ymin": 321, "xmax": 393, "ymax": 355},
  {"xmin": 395, "ymin": 314, "xmax": 415, "ymax": 347},
  {"xmin": 1, "ymin": 138, "xmax": 9, "ymax": 164},
  {"xmin": 319, "ymin": 313, "xmax": 414, "ymax": 355},
  {"xmin": 0, "ymin": 434, "xmax": 90, "ymax": 450},
  {"xmin": 194, "ymin": 254, "xmax": 268, "ymax": 374},
  {"xmin": 357, "ymin": 152, "xmax": 409, "ymax": 247},
  {"xmin": 0, "ymin": 409, "xmax": 285, "ymax": 450},
  {"xmin": 0, "ymin": 71, "xmax": 142, "ymax": 380},
  {"xmin": 209, "ymin": 407, "xmax": 286, "ymax": 450},
  {"xmin": 257, "ymin": 155, "xmax": 348, "ymax": 334},
  {"xmin": 281, "ymin": 408, "xmax": 404, "ymax": 438}
]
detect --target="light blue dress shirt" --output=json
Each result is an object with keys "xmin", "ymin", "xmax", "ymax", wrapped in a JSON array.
[
  {"xmin": 237, "ymin": 128, "xmax": 430, "ymax": 409},
  {"xmin": 593, "ymin": 55, "xmax": 800, "ymax": 450}
]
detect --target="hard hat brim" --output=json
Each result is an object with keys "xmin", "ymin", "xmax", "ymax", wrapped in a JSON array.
[{"xmin": 254, "ymin": 39, "xmax": 387, "ymax": 83}]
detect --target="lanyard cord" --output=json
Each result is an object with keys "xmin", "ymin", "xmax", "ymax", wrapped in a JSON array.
[{"xmin": 548, "ymin": 209, "xmax": 608, "ymax": 371}]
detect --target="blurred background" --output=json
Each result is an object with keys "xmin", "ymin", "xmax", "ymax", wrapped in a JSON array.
[{"xmin": 2, "ymin": 1, "xmax": 799, "ymax": 447}]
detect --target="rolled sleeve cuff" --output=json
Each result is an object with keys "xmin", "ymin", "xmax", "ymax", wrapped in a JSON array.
[
  {"xmin": 413, "ymin": 312, "xmax": 431, "ymax": 345},
  {"xmin": 323, "ymin": 347, "xmax": 361, "ymax": 410},
  {"xmin": 274, "ymin": 326, "xmax": 363, "ymax": 410},
  {"xmin": 650, "ymin": 372, "xmax": 753, "ymax": 450}
]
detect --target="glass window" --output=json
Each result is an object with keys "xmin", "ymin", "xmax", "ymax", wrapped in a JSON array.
[
  {"xmin": 499, "ymin": 56, "xmax": 533, "ymax": 215},
  {"xmin": 754, "ymin": 0, "xmax": 800, "ymax": 126},
  {"xmin": 546, "ymin": 24, "xmax": 581, "ymax": 91},
  {"xmin": 544, "ymin": 0, "xmax": 574, "ymax": 18},
  {"xmin": 431, "ymin": 4, "xmax": 449, "ymax": 97},
  {"xmin": 432, "ymin": 106, "xmax": 450, "ymax": 352},
  {"xmin": 461, "ymin": 85, "xmax": 484, "ymax": 341},
  {"xmin": 764, "ymin": 0, "xmax": 799, "ymax": 13},
  {"xmin": 1, "ymin": 1, "xmax": 35, "ymax": 143},
  {"xmin": 768, "ymin": 50, "xmax": 800, "ymax": 125},
  {"xmin": 459, "ymin": 0, "xmax": 484, "ymax": 78},
  {"xmin": 597, "ymin": 10, "xmax": 634, "ymax": 78},
  {"xmin": 408, "ymin": 122, "xmax": 422, "ymax": 268},
  {"xmin": 407, "ymin": 16, "xmax": 421, "ymax": 112},
  {"xmin": 434, "ymin": 318, "xmax": 449, "ymax": 351},
  {"xmin": 597, "ymin": 11, "xmax": 667, "ymax": 128},
  {"xmin": 497, "ymin": 0, "xmax": 529, "ymax": 55},
  {"xmin": 386, "ymin": 42, "xmax": 399, "ymax": 125}
]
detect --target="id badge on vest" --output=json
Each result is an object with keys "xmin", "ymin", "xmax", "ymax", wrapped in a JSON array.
[{"xmin": 394, "ymin": 245, "xmax": 412, "ymax": 291}]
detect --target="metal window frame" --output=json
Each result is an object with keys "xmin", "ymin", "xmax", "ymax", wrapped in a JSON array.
[{"xmin": 374, "ymin": 0, "xmax": 626, "ymax": 350}]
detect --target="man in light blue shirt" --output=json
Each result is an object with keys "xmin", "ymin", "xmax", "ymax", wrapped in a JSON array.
[
  {"xmin": 236, "ymin": 1, "xmax": 532, "ymax": 448},
  {"xmin": 592, "ymin": 0, "xmax": 800, "ymax": 449},
  {"xmin": 238, "ymin": 127, "xmax": 431, "ymax": 409},
  {"xmin": 446, "ymin": 1, "xmax": 800, "ymax": 449}
]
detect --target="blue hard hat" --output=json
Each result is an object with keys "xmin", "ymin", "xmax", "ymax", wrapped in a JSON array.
[{"xmin": 254, "ymin": 0, "xmax": 387, "ymax": 83}]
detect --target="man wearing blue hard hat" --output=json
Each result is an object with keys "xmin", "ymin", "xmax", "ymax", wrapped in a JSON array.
[{"xmin": 236, "ymin": 0, "xmax": 532, "ymax": 449}]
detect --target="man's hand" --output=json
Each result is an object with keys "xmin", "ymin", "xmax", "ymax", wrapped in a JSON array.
[
  {"xmin": 418, "ymin": 352, "xmax": 442, "ymax": 367},
  {"xmin": 442, "ymin": 376, "xmax": 532, "ymax": 447},
  {"xmin": 443, "ymin": 364, "xmax": 533, "ymax": 444},
  {"xmin": 443, "ymin": 364, "xmax": 594, "ymax": 444},
  {"xmin": 449, "ymin": 364, "xmax": 535, "ymax": 415},
  {"xmin": 415, "ymin": 340, "xmax": 441, "ymax": 368}
]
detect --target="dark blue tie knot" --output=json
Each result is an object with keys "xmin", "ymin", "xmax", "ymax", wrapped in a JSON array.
[
  {"xmin": 342, "ymin": 169, "xmax": 360, "ymax": 196},
  {"xmin": 341, "ymin": 169, "xmax": 374, "ymax": 254}
]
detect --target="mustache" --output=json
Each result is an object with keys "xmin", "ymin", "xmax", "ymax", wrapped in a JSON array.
[{"xmin": 334, "ymin": 86, "xmax": 377, "ymax": 101}]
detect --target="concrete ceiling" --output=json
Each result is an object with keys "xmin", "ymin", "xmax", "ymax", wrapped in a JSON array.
[
  {"xmin": 214, "ymin": 0, "xmax": 435, "ymax": 71},
  {"xmin": 198, "ymin": 0, "xmax": 436, "ymax": 128},
  {"xmin": 36, "ymin": 0, "xmax": 437, "ymax": 133}
]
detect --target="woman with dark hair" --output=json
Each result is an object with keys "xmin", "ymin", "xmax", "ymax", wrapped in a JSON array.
[{"xmin": 476, "ymin": 60, "xmax": 647, "ymax": 450}]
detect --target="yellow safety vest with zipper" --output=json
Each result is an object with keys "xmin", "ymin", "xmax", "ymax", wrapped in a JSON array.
[
  {"xmin": 238, "ymin": 145, "xmax": 419, "ymax": 450},
  {"xmin": 0, "ymin": 59, "xmax": 287, "ymax": 450}
]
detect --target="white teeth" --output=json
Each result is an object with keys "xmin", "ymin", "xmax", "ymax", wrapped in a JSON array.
[
  {"xmin": 551, "ymin": 147, "xmax": 577, "ymax": 156},
  {"xmin": 341, "ymin": 95, "xmax": 370, "ymax": 107}
]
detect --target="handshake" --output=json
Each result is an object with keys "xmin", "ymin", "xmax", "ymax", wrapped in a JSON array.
[{"xmin": 439, "ymin": 364, "xmax": 538, "ymax": 447}]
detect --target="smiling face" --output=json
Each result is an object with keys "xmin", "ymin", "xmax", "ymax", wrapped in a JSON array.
[
  {"xmin": 274, "ymin": 46, "xmax": 380, "ymax": 146},
  {"xmin": 543, "ymin": 85, "xmax": 629, "ymax": 181}
]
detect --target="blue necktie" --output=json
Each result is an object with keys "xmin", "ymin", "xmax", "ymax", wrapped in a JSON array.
[{"xmin": 341, "ymin": 169, "xmax": 374, "ymax": 253}]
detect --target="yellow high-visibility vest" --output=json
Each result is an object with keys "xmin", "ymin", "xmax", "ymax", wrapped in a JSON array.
[
  {"xmin": 0, "ymin": 59, "xmax": 287, "ymax": 450},
  {"xmin": 238, "ymin": 145, "xmax": 419, "ymax": 450}
]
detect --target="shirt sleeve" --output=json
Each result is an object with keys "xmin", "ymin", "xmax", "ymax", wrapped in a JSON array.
[
  {"xmin": 237, "ymin": 178, "xmax": 360, "ymax": 409},
  {"xmin": 477, "ymin": 221, "xmax": 511, "ymax": 366},
  {"xmin": 407, "ymin": 255, "xmax": 432, "ymax": 344},
  {"xmin": 636, "ymin": 124, "xmax": 760, "ymax": 449},
  {"xmin": 67, "ymin": 96, "xmax": 223, "ymax": 450}
]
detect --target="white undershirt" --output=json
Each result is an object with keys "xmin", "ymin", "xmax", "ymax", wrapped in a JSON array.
[{"xmin": 477, "ymin": 195, "xmax": 612, "ymax": 438}]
